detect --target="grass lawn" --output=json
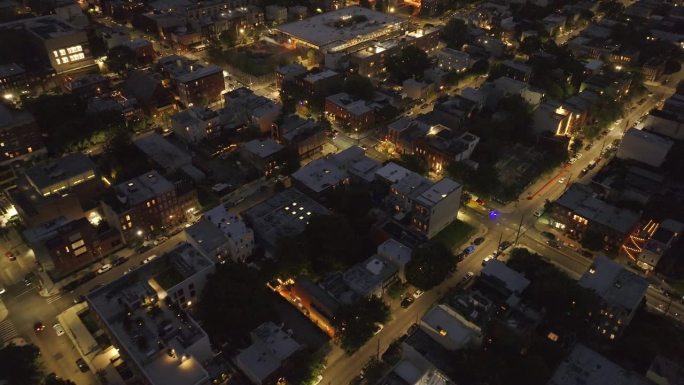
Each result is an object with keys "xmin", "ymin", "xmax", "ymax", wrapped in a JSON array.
[{"xmin": 433, "ymin": 220, "xmax": 475, "ymax": 252}]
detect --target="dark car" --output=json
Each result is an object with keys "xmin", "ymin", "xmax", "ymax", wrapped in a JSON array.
[
  {"xmin": 579, "ymin": 250, "xmax": 593, "ymax": 259},
  {"xmin": 400, "ymin": 296, "xmax": 415, "ymax": 309},
  {"xmin": 473, "ymin": 237, "xmax": 485, "ymax": 246},
  {"xmin": 76, "ymin": 358, "xmax": 89, "ymax": 373},
  {"xmin": 73, "ymin": 295, "xmax": 86, "ymax": 304},
  {"xmin": 547, "ymin": 240, "xmax": 561, "ymax": 249},
  {"xmin": 498, "ymin": 240, "xmax": 512, "ymax": 251},
  {"xmin": 112, "ymin": 256, "xmax": 128, "ymax": 266},
  {"xmin": 541, "ymin": 231, "xmax": 556, "ymax": 240}
]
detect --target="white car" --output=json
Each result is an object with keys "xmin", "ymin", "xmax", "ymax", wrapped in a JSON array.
[
  {"xmin": 373, "ymin": 323, "xmax": 384, "ymax": 335},
  {"xmin": 558, "ymin": 177, "xmax": 567, "ymax": 184},
  {"xmin": 412, "ymin": 290, "xmax": 424, "ymax": 299},
  {"xmin": 142, "ymin": 255, "xmax": 158, "ymax": 264},
  {"xmin": 312, "ymin": 375, "xmax": 324, "ymax": 385},
  {"xmin": 53, "ymin": 323, "xmax": 65, "ymax": 337},
  {"xmin": 0, "ymin": 286, "xmax": 5, "ymax": 295},
  {"xmin": 533, "ymin": 208, "xmax": 544, "ymax": 217},
  {"xmin": 482, "ymin": 255, "xmax": 494, "ymax": 265},
  {"xmin": 96, "ymin": 264, "xmax": 112, "ymax": 275}
]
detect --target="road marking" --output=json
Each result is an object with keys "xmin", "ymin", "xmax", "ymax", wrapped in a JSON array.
[
  {"xmin": 0, "ymin": 319, "xmax": 19, "ymax": 343},
  {"xmin": 46, "ymin": 294, "xmax": 63, "ymax": 304}
]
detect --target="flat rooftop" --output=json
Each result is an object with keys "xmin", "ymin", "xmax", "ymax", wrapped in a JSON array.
[
  {"xmin": 134, "ymin": 132, "xmax": 192, "ymax": 171},
  {"xmin": 242, "ymin": 138, "xmax": 284, "ymax": 159},
  {"xmin": 113, "ymin": 170, "xmax": 175, "ymax": 207},
  {"xmin": 1, "ymin": 15, "xmax": 81, "ymax": 40},
  {"xmin": 276, "ymin": 6, "xmax": 404, "ymax": 50},
  {"xmin": 548, "ymin": 344, "xmax": 652, "ymax": 385},
  {"xmin": 414, "ymin": 178, "xmax": 461, "ymax": 208},
  {"xmin": 86, "ymin": 243, "xmax": 213, "ymax": 385},
  {"xmin": 579, "ymin": 256, "xmax": 648, "ymax": 312},
  {"xmin": 481, "ymin": 260, "xmax": 530, "ymax": 294},
  {"xmin": 342, "ymin": 255, "xmax": 397, "ymax": 297},
  {"xmin": 25, "ymin": 153, "xmax": 97, "ymax": 194},
  {"xmin": 242, "ymin": 188, "xmax": 329, "ymax": 249},
  {"xmin": 555, "ymin": 184, "xmax": 640, "ymax": 235}
]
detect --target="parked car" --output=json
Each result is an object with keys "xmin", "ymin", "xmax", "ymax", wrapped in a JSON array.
[
  {"xmin": 373, "ymin": 323, "xmax": 384, "ymax": 335},
  {"xmin": 412, "ymin": 290, "xmax": 424, "ymax": 299},
  {"xmin": 547, "ymin": 240, "xmax": 561, "ymax": 249},
  {"xmin": 53, "ymin": 323, "xmax": 65, "ymax": 337},
  {"xmin": 580, "ymin": 250, "xmax": 593, "ymax": 259},
  {"xmin": 34, "ymin": 322, "xmax": 45, "ymax": 332},
  {"xmin": 400, "ymin": 296, "xmax": 415, "ymax": 309},
  {"xmin": 498, "ymin": 241, "xmax": 512, "ymax": 251},
  {"xmin": 482, "ymin": 254, "xmax": 495, "ymax": 266},
  {"xmin": 142, "ymin": 255, "xmax": 158, "ymax": 265},
  {"xmin": 112, "ymin": 256, "xmax": 128, "ymax": 266},
  {"xmin": 96, "ymin": 264, "xmax": 112, "ymax": 275},
  {"xmin": 76, "ymin": 358, "xmax": 89, "ymax": 373},
  {"xmin": 5, "ymin": 251, "xmax": 15, "ymax": 261},
  {"xmin": 473, "ymin": 237, "xmax": 485, "ymax": 245},
  {"xmin": 533, "ymin": 208, "xmax": 544, "ymax": 217},
  {"xmin": 463, "ymin": 245, "xmax": 476, "ymax": 255},
  {"xmin": 463, "ymin": 272, "xmax": 475, "ymax": 282},
  {"xmin": 541, "ymin": 231, "xmax": 556, "ymax": 240},
  {"xmin": 73, "ymin": 295, "xmax": 86, "ymax": 304},
  {"xmin": 0, "ymin": 286, "xmax": 5, "ymax": 295}
]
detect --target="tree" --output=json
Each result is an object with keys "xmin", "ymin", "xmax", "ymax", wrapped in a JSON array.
[
  {"xmin": 197, "ymin": 264, "xmax": 278, "ymax": 349},
  {"xmin": 219, "ymin": 29, "xmax": 237, "ymax": 46},
  {"xmin": 386, "ymin": 46, "xmax": 431, "ymax": 82},
  {"xmin": 374, "ymin": 0, "xmax": 386, "ymax": 12},
  {"xmin": 44, "ymin": 376, "xmax": 77, "ymax": 385},
  {"xmin": 519, "ymin": 35, "xmax": 542, "ymax": 55},
  {"xmin": 581, "ymin": 230, "xmax": 604, "ymax": 251},
  {"xmin": 359, "ymin": 0, "xmax": 370, "ymax": 8},
  {"xmin": 440, "ymin": 19, "xmax": 468, "ymax": 50},
  {"xmin": 106, "ymin": 45, "xmax": 137, "ymax": 73},
  {"xmin": 343, "ymin": 74, "xmax": 375, "ymax": 101},
  {"xmin": 598, "ymin": 0, "xmax": 624, "ymax": 18},
  {"xmin": 0, "ymin": 344, "xmax": 44, "ymax": 385},
  {"xmin": 333, "ymin": 297, "xmax": 391, "ymax": 353},
  {"xmin": 405, "ymin": 242, "xmax": 456, "ymax": 290}
]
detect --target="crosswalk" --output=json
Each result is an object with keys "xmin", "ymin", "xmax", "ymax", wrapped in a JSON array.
[
  {"xmin": 46, "ymin": 294, "xmax": 62, "ymax": 304},
  {"xmin": 0, "ymin": 318, "xmax": 18, "ymax": 343}
]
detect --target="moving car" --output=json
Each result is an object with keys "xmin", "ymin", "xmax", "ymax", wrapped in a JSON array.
[
  {"xmin": 53, "ymin": 323, "xmax": 65, "ymax": 337},
  {"xmin": 97, "ymin": 263, "xmax": 112, "ymax": 275}
]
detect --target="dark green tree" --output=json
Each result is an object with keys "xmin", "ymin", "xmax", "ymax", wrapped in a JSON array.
[
  {"xmin": 386, "ymin": 46, "xmax": 431, "ymax": 82},
  {"xmin": 333, "ymin": 297, "xmax": 390, "ymax": 353},
  {"xmin": 0, "ymin": 344, "xmax": 44, "ymax": 385},
  {"xmin": 44, "ymin": 376, "xmax": 77, "ymax": 385},
  {"xmin": 359, "ymin": 0, "xmax": 370, "ymax": 8},
  {"xmin": 405, "ymin": 242, "xmax": 455, "ymax": 290},
  {"xmin": 440, "ymin": 19, "xmax": 468, "ymax": 49},
  {"xmin": 394, "ymin": 154, "xmax": 428, "ymax": 175},
  {"xmin": 106, "ymin": 45, "xmax": 137, "ymax": 73},
  {"xmin": 374, "ymin": 0, "xmax": 386, "ymax": 12},
  {"xmin": 343, "ymin": 74, "xmax": 375, "ymax": 101},
  {"xmin": 197, "ymin": 264, "xmax": 278, "ymax": 348}
]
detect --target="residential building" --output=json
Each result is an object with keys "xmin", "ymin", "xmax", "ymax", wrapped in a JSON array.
[
  {"xmin": 533, "ymin": 91, "xmax": 596, "ymax": 136},
  {"xmin": 325, "ymin": 92, "xmax": 375, "ymax": 131},
  {"xmin": 642, "ymin": 57, "xmax": 666, "ymax": 82},
  {"xmin": 432, "ymin": 95, "xmax": 479, "ymax": 130},
  {"xmin": 171, "ymin": 106, "xmax": 220, "ymax": 144},
  {"xmin": 101, "ymin": 170, "xmax": 199, "ymax": 242},
  {"xmin": 222, "ymin": 87, "xmax": 282, "ymax": 132},
  {"xmin": 579, "ymin": 256, "xmax": 649, "ymax": 338},
  {"xmin": 272, "ymin": 115, "xmax": 326, "ymax": 160},
  {"xmin": 158, "ymin": 55, "xmax": 224, "ymax": 107},
  {"xmin": 489, "ymin": 77, "xmax": 544, "ymax": 107},
  {"xmin": 288, "ymin": 277, "xmax": 339, "ymax": 337},
  {"xmin": 62, "ymin": 74, "xmax": 110, "ymax": 98},
  {"xmin": 646, "ymin": 355, "xmax": 684, "ymax": 385},
  {"xmin": 500, "ymin": 60, "xmax": 533, "ymax": 82},
  {"xmin": 25, "ymin": 217, "xmax": 123, "ymax": 281},
  {"xmin": 265, "ymin": 5, "xmax": 287, "ymax": 24},
  {"xmin": 548, "ymin": 344, "xmax": 652, "ymax": 385},
  {"xmin": 636, "ymin": 219, "xmax": 683, "ymax": 272},
  {"xmin": 549, "ymin": 184, "xmax": 641, "ymax": 250},
  {"xmin": 376, "ymin": 163, "xmax": 462, "ymax": 239},
  {"xmin": 123, "ymin": 71, "xmax": 177, "ymax": 117},
  {"xmin": 377, "ymin": 238, "xmax": 412, "ymax": 281},
  {"xmin": 616, "ymin": 128, "xmax": 673, "ymax": 168},
  {"xmin": 0, "ymin": 15, "xmax": 95, "ymax": 74},
  {"xmin": 0, "ymin": 63, "xmax": 28, "ymax": 93},
  {"xmin": 275, "ymin": 63, "xmax": 307, "ymax": 89},
  {"xmin": 403, "ymin": 78, "xmax": 434, "ymax": 101},
  {"xmin": 26, "ymin": 153, "xmax": 99, "ymax": 198},
  {"xmin": 419, "ymin": 304, "xmax": 482, "ymax": 351},
  {"xmin": 242, "ymin": 188, "xmax": 329, "ymax": 251},
  {"xmin": 342, "ymin": 255, "xmax": 398, "ymax": 298},
  {"xmin": 291, "ymin": 146, "xmax": 380, "ymax": 197},
  {"xmin": 0, "ymin": 104, "xmax": 45, "ymax": 165},
  {"xmin": 436, "ymin": 48, "xmax": 471, "ymax": 73},
  {"xmin": 236, "ymin": 322, "xmax": 302, "ymax": 385},
  {"xmin": 185, "ymin": 204, "xmax": 254, "ymax": 263},
  {"xmin": 644, "ymin": 109, "xmax": 684, "ymax": 140},
  {"xmin": 480, "ymin": 260, "xmax": 530, "ymax": 304},
  {"xmin": 133, "ymin": 132, "xmax": 194, "ymax": 174},
  {"xmin": 239, "ymin": 138, "xmax": 285, "ymax": 177},
  {"xmin": 86, "ymin": 243, "xmax": 215, "ymax": 385}
]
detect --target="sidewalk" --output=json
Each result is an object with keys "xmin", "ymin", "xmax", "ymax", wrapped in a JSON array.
[{"xmin": 0, "ymin": 299, "xmax": 8, "ymax": 322}]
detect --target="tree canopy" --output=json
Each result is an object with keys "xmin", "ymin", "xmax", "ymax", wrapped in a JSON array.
[
  {"xmin": 405, "ymin": 242, "xmax": 456, "ymax": 290},
  {"xmin": 196, "ymin": 264, "xmax": 279, "ymax": 349},
  {"xmin": 343, "ymin": 74, "xmax": 375, "ymax": 101},
  {"xmin": 387, "ymin": 46, "xmax": 431, "ymax": 82},
  {"xmin": 0, "ymin": 344, "xmax": 43, "ymax": 385},
  {"xmin": 333, "ymin": 296, "xmax": 390, "ymax": 353},
  {"xmin": 440, "ymin": 19, "xmax": 468, "ymax": 50}
]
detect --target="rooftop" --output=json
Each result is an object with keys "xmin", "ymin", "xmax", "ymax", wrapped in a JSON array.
[
  {"xmin": 0, "ymin": 62, "xmax": 25, "ymax": 78},
  {"xmin": 276, "ymin": 6, "xmax": 404, "ymax": 51},
  {"xmin": 555, "ymin": 184, "xmax": 640, "ymax": 235},
  {"xmin": 1, "ymin": 15, "xmax": 81, "ymax": 40},
  {"xmin": 414, "ymin": 178, "xmax": 461, "ymax": 208},
  {"xmin": 548, "ymin": 344, "xmax": 652, "ymax": 385},
  {"xmin": 242, "ymin": 138, "xmax": 284, "ymax": 159},
  {"xmin": 377, "ymin": 238, "xmax": 412, "ymax": 267},
  {"xmin": 579, "ymin": 256, "xmax": 648, "ymax": 311},
  {"xmin": 25, "ymin": 153, "xmax": 97, "ymax": 196},
  {"xmin": 134, "ymin": 132, "xmax": 192, "ymax": 171},
  {"xmin": 420, "ymin": 304, "xmax": 480, "ymax": 351},
  {"xmin": 375, "ymin": 162, "xmax": 414, "ymax": 184},
  {"xmin": 481, "ymin": 260, "xmax": 530, "ymax": 294},
  {"xmin": 236, "ymin": 322, "xmax": 301, "ymax": 384},
  {"xmin": 113, "ymin": 170, "xmax": 175, "ymax": 207},
  {"xmin": 326, "ymin": 93, "xmax": 372, "ymax": 115},
  {"xmin": 202, "ymin": 204, "xmax": 252, "ymax": 241},
  {"xmin": 621, "ymin": 127, "xmax": 674, "ymax": 149},
  {"xmin": 86, "ymin": 243, "xmax": 214, "ymax": 385},
  {"xmin": 157, "ymin": 55, "xmax": 222, "ymax": 83},
  {"xmin": 242, "ymin": 188, "xmax": 329, "ymax": 250},
  {"xmin": 342, "ymin": 255, "xmax": 398, "ymax": 297}
]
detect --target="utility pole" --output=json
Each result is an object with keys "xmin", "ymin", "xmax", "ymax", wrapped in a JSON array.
[
  {"xmin": 514, "ymin": 215, "xmax": 524, "ymax": 246},
  {"xmin": 376, "ymin": 338, "xmax": 381, "ymax": 360},
  {"xmin": 497, "ymin": 231, "xmax": 503, "ymax": 252}
]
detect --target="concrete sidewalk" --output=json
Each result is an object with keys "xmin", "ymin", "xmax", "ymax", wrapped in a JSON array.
[{"xmin": 0, "ymin": 299, "xmax": 8, "ymax": 322}]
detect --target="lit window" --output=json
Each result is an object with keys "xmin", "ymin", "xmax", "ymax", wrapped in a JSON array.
[
  {"xmin": 69, "ymin": 53, "xmax": 85, "ymax": 61},
  {"xmin": 53, "ymin": 51, "xmax": 59, "ymax": 58},
  {"xmin": 62, "ymin": 57, "xmax": 69, "ymax": 63},
  {"xmin": 59, "ymin": 49, "xmax": 66, "ymax": 56}
]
